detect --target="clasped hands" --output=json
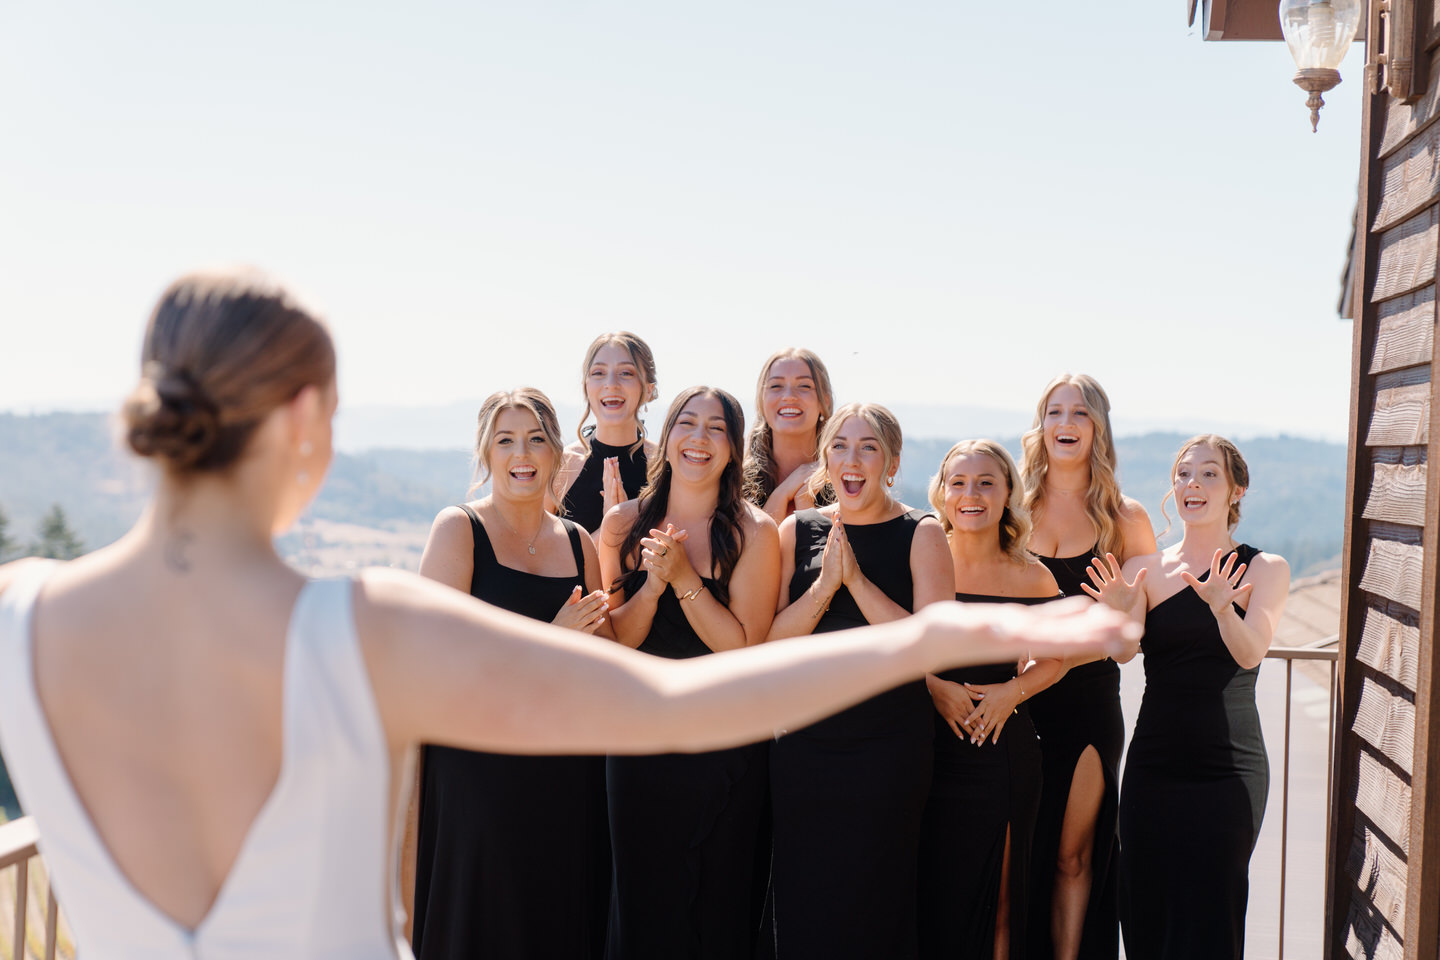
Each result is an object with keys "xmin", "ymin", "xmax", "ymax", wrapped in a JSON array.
[{"xmin": 639, "ymin": 524, "xmax": 704, "ymax": 597}]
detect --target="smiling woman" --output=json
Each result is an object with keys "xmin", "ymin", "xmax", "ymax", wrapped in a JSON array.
[
  {"xmin": 741, "ymin": 347, "xmax": 835, "ymax": 524},
  {"xmin": 408, "ymin": 387, "xmax": 615, "ymax": 960},
  {"xmin": 765, "ymin": 402, "xmax": 955, "ymax": 959},
  {"xmin": 597, "ymin": 385, "xmax": 781, "ymax": 958},
  {"xmin": 557, "ymin": 333, "xmax": 660, "ymax": 536}
]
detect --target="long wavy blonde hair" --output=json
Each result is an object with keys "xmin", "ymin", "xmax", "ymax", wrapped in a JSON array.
[
  {"xmin": 928, "ymin": 439, "xmax": 1034, "ymax": 565},
  {"xmin": 741, "ymin": 347, "xmax": 834, "ymax": 506},
  {"xmin": 1020, "ymin": 374, "xmax": 1127, "ymax": 559}
]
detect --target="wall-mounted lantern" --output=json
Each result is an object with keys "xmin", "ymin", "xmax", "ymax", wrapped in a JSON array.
[{"xmin": 1279, "ymin": 0, "xmax": 1363, "ymax": 130}]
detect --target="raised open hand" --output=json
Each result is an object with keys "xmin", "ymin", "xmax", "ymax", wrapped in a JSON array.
[
  {"xmin": 1080, "ymin": 552, "xmax": 1147, "ymax": 616},
  {"xmin": 552, "ymin": 585, "xmax": 609, "ymax": 634},
  {"xmin": 1181, "ymin": 548, "xmax": 1253, "ymax": 617}
]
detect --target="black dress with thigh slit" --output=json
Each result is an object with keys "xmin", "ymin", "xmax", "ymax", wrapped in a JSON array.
[
  {"xmin": 412, "ymin": 506, "xmax": 609, "ymax": 960},
  {"xmin": 1026, "ymin": 548, "xmax": 1124, "ymax": 959},
  {"xmin": 605, "ymin": 576, "xmax": 770, "ymax": 960},
  {"xmin": 1118, "ymin": 545, "xmax": 1268, "ymax": 960},
  {"xmin": 768, "ymin": 508, "xmax": 935, "ymax": 960},
  {"xmin": 918, "ymin": 592, "xmax": 1053, "ymax": 960}
]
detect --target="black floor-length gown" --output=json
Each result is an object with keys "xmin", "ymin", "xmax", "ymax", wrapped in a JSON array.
[
  {"xmin": 412, "ymin": 505, "xmax": 609, "ymax": 959},
  {"xmin": 1118, "ymin": 545, "xmax": 1268, "ymax": 960},
  {"xmin": 606, "ymin": 576, "xmax": 770, "ymax": 960},
  {"xmin": 918, "ymin": 592, "xmax": 1053, "ymax": 960},
  {"xmin": 769, "ymin": 509, "xmax": 935, "ymax": 959},
  {"xmin": 1027, "ymin": 549, "xmax": 1124, "ymax": 959},
  {"xmin": 563, "ymin": 434, "xmax": 649, "ymax": 532}
]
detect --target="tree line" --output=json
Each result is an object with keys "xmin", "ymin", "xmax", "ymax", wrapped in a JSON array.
[{"xmin": 0, "ymin": 501, "xmax": 85, "ymax": 562}]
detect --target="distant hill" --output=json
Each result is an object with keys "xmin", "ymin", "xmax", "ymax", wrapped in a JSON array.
[{"xmin": 0, "ymin": 412, "xmax": 1345, "ymax": 577}]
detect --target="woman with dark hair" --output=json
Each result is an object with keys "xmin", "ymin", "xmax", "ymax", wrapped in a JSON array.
[
  {"xmin": 1087, "ymin": 435, "xmax": 1289, "ymax": 960},
  {"xmin": 597, "ymin": 386, "xmax": 779, "ymax": 959},
  {"xmin": 558, "ymin": 332, "xmax": 659, "ymax": 534},
  {"xmin": 919, "ymin": 440, "xmax": 1062, "ymax": 960},
  {"xmin": 741, "ymin": 348, "xmax": 835, "ymax": 523},
  {"xmin": 407, "ymin": 388, "xmax": 612, "ymax": 959},
  {"xmin": 0, "ymin": 269, "xmax": 1133, "ymax": 960},
  {"xmin": 1019, "ymin": 374, "xmax": 1156, "ymax": 960},
  {"xmin": 766, "ymin": 402, "xmax": 954, "ymax": 959}
]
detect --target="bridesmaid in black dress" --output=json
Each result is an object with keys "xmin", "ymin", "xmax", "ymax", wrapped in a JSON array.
[
  {"xmin": 408, "ymin": 388, "xmax": 614, "ymax": 959},
  {"xmin": 919, "ymin": 440, "xmax": 1063, "ymax": 960},
  {"xmin": 1085, "ymin": 435, "xmax": 1289, "ymax": 960},
  {"xmin": 1018, "ymin": 375, "xmax": 1155, "ymax": 960},
  {"xmin": 741, "ymin": 347, "xmax": 835, "ymax": 523},
  {"xmin": 598, "ymin": 386, "xmax": 781, "ymax": 960},
  {"xmin": 766, "ymin": 402, "xmax": 954, "ymax": 959},
  {"xmin": 559, "ymin": 331, "xmax": 659, "ymax": 534}
]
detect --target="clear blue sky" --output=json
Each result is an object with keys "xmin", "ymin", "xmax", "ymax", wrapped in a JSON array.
[{"xmin": 0, "ymin": 1, "xmax": 1364, "ymax": 441}]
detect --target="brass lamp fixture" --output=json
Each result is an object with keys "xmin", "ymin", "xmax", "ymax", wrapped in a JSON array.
[{"xmin": 1278, "ymin": 0, "xmax": 1363, "ymax": 130}]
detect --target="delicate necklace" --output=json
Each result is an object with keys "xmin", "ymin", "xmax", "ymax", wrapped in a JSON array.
[{"xmin": 495, "ymin": 506, "xmax": 544, "ymax": 555}]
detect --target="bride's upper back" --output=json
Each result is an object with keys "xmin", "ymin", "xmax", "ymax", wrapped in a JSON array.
[{"xmin": 0, "ymin": 271, "xmax": 405, "ymax": 958}]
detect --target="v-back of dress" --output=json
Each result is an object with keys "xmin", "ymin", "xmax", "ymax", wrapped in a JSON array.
[{"xmin": 0, "ymin": 561, "xmax": 409, "ymax": 960}]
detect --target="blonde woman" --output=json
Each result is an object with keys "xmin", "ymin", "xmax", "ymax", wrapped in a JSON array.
[
  {"xmin": 557, "ymin": 332, "xmax": 659, "ymax": 534},
  {"xmin": 1019, "ymin": 374, "xmax": 1155, "ymax": 960},
  {"xmin": 766, "ymin": 403, "xmax": 954, "ymax": 959},
  {"xmin": 0, "ymin": 271, "xmax": 1134, "ymax": 960},
  {"xmin": 1086, "ymin": 436, "xmax": 1289, "ymax": 960},
  {"xmin": 741, "ymin": 347, "xmax": 835, "ymax": 523},
  {"xmin": 919, "ymin": 440, "xmax": 1063, "ymax": 960},
  {"xmin": 410, "ymin": 388, "xmax": 612, "ymax": 959}
]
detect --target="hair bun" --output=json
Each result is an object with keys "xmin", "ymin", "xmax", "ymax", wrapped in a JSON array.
[{"xmin": 124, "ymin": 362, "xmax": 222, "ymax": 470}]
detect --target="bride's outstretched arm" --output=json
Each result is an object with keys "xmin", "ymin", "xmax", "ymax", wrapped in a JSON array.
[{"xmin": 357, "ymin": 570, "xmax": 1137, "ymax": 757}]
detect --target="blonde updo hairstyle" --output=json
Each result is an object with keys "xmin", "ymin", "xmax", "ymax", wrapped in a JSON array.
[
  {"xmin": 928, "ymin": 439, "xmax": 1034, "ymax": 565},
  {"xmin": 577, "ymin": 331, "xmax": 658, "ymax": 455},
  {"xmin": 1020, "ymin": 373, "xmax": 1127, "ymax": 559},
  {"xmin": 469, "ymin": 388, "xmax": 567, "ymax": 499},
  {"xmin": 809, "ymin": 402, "xmax": 903, "ymax": 501},
  {"xmin": 1160, "ymin": 433, "xmax": 1251, "ymax": 536},
  {"xmin": 741, "ymin": 347, "xmax": 835, "ymax": 505},
  {"xmin": 122, "ymin": 269, "xmax": 336, "ymax": 474}
]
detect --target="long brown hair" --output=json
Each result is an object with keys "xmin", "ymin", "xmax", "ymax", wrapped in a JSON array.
[
  {"xmin": 576, "ymin": 331, "xmax": 658, "ymax": 456},
  {"xmin": 616, "ymin": 386, "xmax": 748, "ymax": 605},
  {"xmin": 741, "ymin": 348, "xmax": 835, "ymax": 505},
  {"xmin": 123, "ymin": 269, "xmax": 335, "ymax": 474},
  {"xmin": 1019, "ymin": 374, "xmax": 1127, "ymax": 558}
]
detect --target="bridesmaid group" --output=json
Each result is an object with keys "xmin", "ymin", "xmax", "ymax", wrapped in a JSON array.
[{"xmin": 402, "ymin": 338, "xmax": 1292, "ymax": 960}]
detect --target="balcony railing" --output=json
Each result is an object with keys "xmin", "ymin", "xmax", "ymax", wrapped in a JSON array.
[
  {"xmin": 1264, "ymin": 637, "xmax": 1339, "ymax": 960},
  {"xmin": 0, "ymin": 817, "xmax": 63, "ymax": 960}
]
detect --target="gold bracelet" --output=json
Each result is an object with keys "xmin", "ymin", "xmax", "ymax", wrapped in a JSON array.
[{"xmin": 678, "ymin": 585, "xmax": 705, "ymax": 602}]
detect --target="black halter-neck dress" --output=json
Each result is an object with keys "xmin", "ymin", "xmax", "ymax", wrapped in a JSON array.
[
  {"xmin": 412, "ymin": 506, "xmax": 609, "ymax": 960},
  {"xmin": 1026, "ymin": 548, "xmax": 1124, "ymax": 958},
  {"xmin": 605, "ymin": 575, "xmax": 770, "ymax": 960},
  {"xmin": 918, "ymin": 591, "xmax": 1055, "ymax": 960},
  {"xmin": 769, "ymin": 509, "xmax": 935, "ymax": 960},
  {"xmin": 563, "ymin": 434, "xmax": 649, "ymax": 533},
  {"xmin": 1118, "ymin": 545, "xmax": 1268, "ymax": 960}
]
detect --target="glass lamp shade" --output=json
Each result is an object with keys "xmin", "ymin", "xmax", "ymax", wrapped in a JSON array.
[{"xmin": 1279, "ymin": 0, "xmax": 1362, "ymax": 70}]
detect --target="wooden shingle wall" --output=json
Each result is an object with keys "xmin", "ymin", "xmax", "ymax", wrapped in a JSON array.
[{"xmin": 1328, "ymin": 44, "xmax": 1440, "ymax": 960}]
